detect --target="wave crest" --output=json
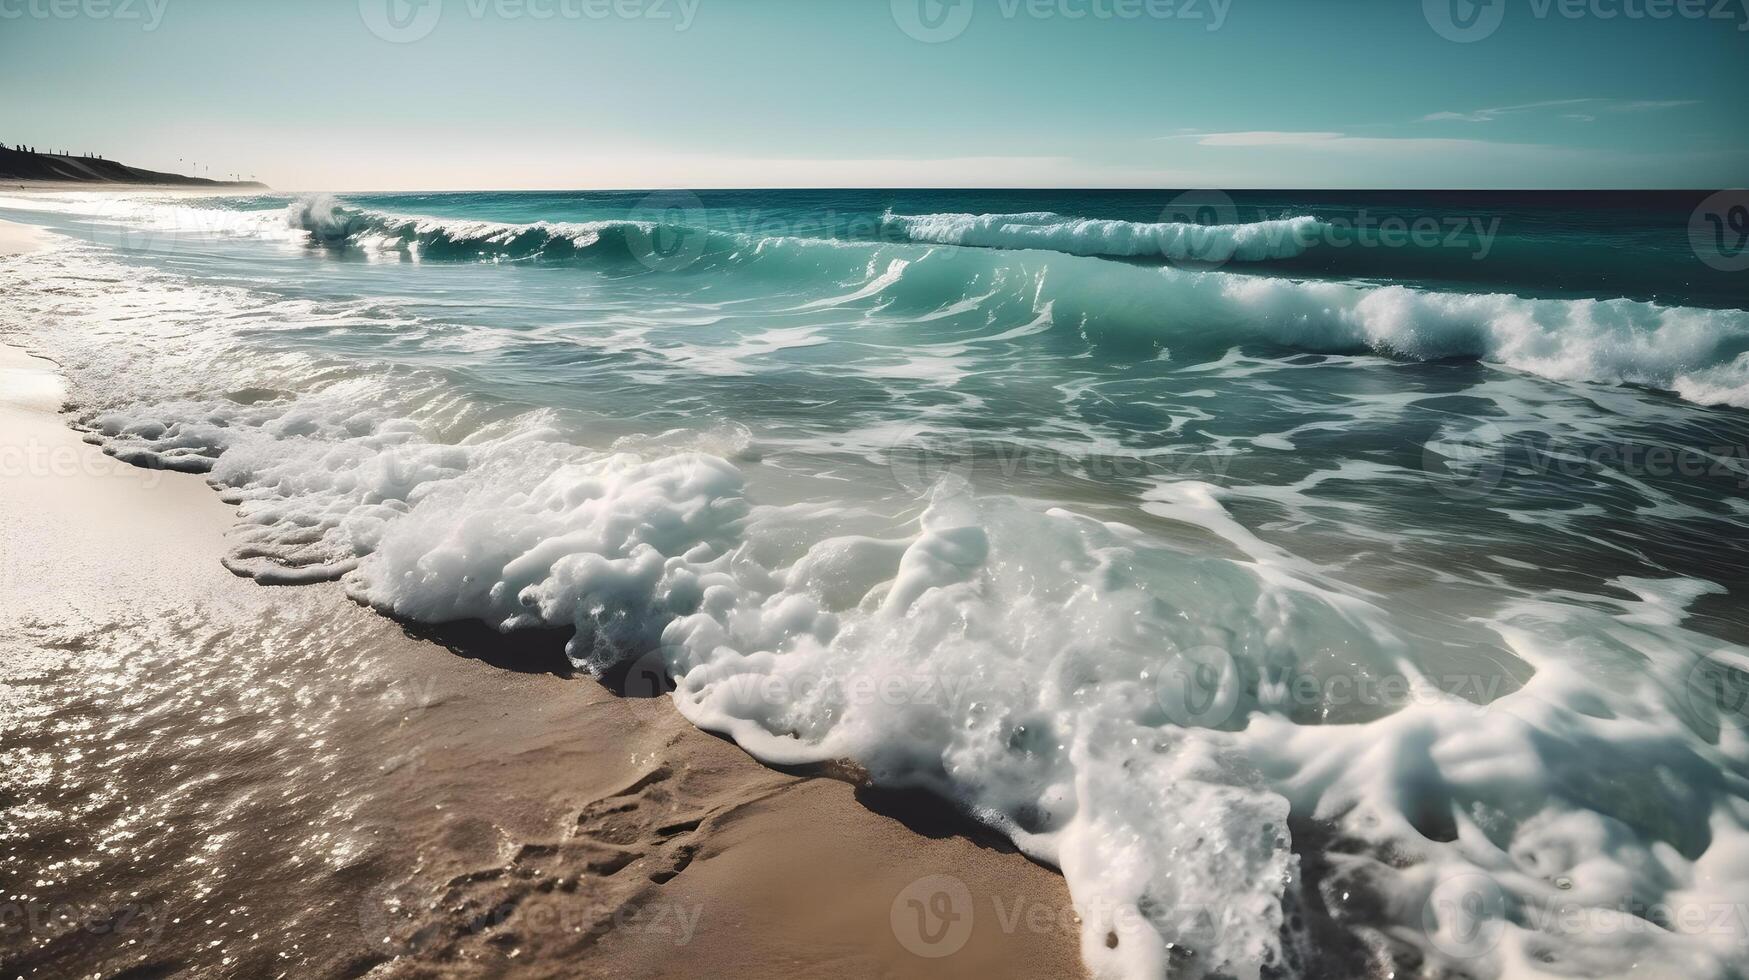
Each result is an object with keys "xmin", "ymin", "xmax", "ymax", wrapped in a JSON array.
[{"xmin": 883, "ymin": 210, "xmax": 1328, "ymax": 262}]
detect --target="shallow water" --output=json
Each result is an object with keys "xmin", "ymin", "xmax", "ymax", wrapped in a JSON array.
[{"xmin": 4, "ymin": 188, "xmax": 1749, "ymax": 978}]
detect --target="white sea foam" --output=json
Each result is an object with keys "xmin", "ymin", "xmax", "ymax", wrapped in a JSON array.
[
  {"xmin": 856, "ymin": 246, "xmax": 1749, "ymax": 408},
  {"xmin": 7, "ymin": 217, "xmax": 1749, "ymax": 979}
]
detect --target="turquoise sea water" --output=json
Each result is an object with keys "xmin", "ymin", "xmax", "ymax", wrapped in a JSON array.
[{"xmin": 4, "ymin": 188, "xmax": 1749, "ymax": 978}]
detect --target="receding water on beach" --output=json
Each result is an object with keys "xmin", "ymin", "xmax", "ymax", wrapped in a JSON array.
[{"xmin": 4, "ymin": 188, "xmax": 1749, "ymax": 979}]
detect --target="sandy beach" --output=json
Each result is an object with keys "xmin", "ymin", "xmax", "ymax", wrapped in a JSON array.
[
  {"xmin": 0, "ymin": 219, "xmax": 1086, "ymax": 979},
  {"xmin": 0, "ymin": 218, "xmax": 44, "ymax": 255}
]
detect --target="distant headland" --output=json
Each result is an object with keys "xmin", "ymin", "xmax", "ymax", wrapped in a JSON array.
[{"xmin": 0, "ymin": 143, "xmax": 267, "ymax": 188}]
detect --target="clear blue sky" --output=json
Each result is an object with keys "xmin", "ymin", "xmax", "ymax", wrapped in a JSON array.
[{"xmin": 1, "ymin": 0, "xmax": 1744, "ymax": 189}]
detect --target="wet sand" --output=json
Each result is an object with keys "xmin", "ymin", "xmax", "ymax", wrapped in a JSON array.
[
  {"xmin": 0, "ymin": 227, "xmax": 1087, "ymax": 978},
  {"xmin": 0, "ymin": 219, "xmax": 44, "ymax": 256}
]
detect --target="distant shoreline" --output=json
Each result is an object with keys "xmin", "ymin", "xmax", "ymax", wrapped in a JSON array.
[
  {"xmin": 1, "ymin": 176, "xmax": 268, "ymax": 191},
  {"xmin": 1, "ymin": 179, "xmax": 268, "ymax": 193},
  {"xmin": 0, "ymin": 145, "xmax": 266, "ymax": 189}
]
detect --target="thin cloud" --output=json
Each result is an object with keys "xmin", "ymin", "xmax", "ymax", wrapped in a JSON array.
[
  {"xmin": 1420, "ymin": 99, "xmax": 1597, "ymax": 123},
  {"xmin": 1184, "ymin": 131, "xmax": 1346, "ymax": 146},
  {"xmin": 1613, "ymin": 99, "xmax": 1700, "ymax": 112},
  {"xmin": 1422, "ymin": 98, "xmax": 1698, "ymax": 123},
  {"xmin": 1165, "ymin": 131, "xmax": 1543, "ymax": 154}
]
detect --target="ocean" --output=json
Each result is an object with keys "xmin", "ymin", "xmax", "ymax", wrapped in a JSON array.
[{"xmin": 3, "ymin": 187, "xmax": 1749, "ymax": 978}]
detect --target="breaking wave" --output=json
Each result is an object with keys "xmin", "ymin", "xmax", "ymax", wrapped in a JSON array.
[{"xmin": 882, "ymin": 209, "xmax": 1328, "ymax": 262}]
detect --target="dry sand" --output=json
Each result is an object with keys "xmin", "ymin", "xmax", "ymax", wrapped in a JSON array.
[{"xmin": 0, "ymin": 220, "xmax": 1087, "ymax": 979}]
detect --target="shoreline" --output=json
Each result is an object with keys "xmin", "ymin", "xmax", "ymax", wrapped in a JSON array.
[
  {"xmin": 0, "ymin": 222, "xmax": 1088, "ymax": 978},
  {"xmin": 0, "ymin": 218, "xmax": 45, "ymax": 256}
]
